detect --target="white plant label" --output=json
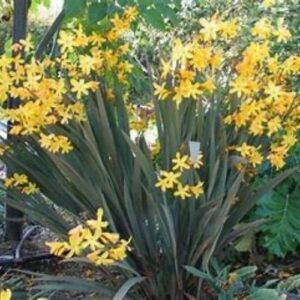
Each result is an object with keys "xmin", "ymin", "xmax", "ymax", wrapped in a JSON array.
[{"xmin": 189, "ymin": 141, "xmax": 201, "ymax": 163}]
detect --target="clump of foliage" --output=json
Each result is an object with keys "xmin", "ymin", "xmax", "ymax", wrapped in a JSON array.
[
  {"xmin": 186, "ymin": 260, "xmax": 300, "ymax": 300},
  {"xmin": 0, "ymin": 1, "xmax": 300, "ymax": 299},
  {"xmin": 254, "ymin": 170, "xmax": 300, "ymax": 257}
]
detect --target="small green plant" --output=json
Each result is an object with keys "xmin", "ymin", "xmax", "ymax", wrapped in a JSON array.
[
  {"xmin": 186, "ymin": 260, "xmax": 300, "ymax": 300},
  {"xmin": 186, "ymin": 261, "xmax": 259, "ymax": 299},
  {"xmin": 253, "ymin": 171, "xmax": 300, "ymax": 257}
]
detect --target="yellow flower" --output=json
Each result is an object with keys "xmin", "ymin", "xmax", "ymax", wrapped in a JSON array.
[
  {"xmin": 58, "ymin": 31, "xmax": 76, "ymax": 53},
  {"xmin": 71, "ymin": 79, "xmax": 97, "ymax": 99},
  {"xmin": 160, "ymin": 58, "xmax": 172, "ymax": 79},
  {"xmin": 173, "ymin": 80, "xmax": 202, "ymax": 102},
  {"xmin": 189, "ymin": 45, "xmax": 211, "ymax": 71},
  {"xmin": 251, "ymin": 18, "xmax": 272, "ymax": 39},
  {"xmin": 69, "ymin": 225, "xmax": 84, "ymax": 238},
  {"xmin": 4, "ymin": 173, "xmax": 28, "ymax": 187},
  {"xmin": 19, "ymin": 35, "xmax": 34, "ymax": 52},
  {"xmin": 190, "ymin": 153, "xmax": 204, "ymax": 169},
  {"xmin": 39, "ymin": 134, "xmax": 73, "ymax": 154},
  {"xmin": 282, "ymin": 133, "xmax": 297, "ymax": 148},
  {"xmin": 73, "ymin": 25, "xmax": 89, "ymax": 47},
  {"xmin": 199, "ymin": 16, "xmax": 221, "ymax": 41},
  {"xmin": 14, "ymin": 174, "xmax": 28, "ymax": 186},
  {"xmin": 21, "ymin": 182, "xmax": 39, "ymax": 195},
  {"xmin": 236, "ymin": 143, "xmax": 263, "ymax": 167},
  {"xmin": 124, "ymin": 6, "xmax": 138, "ymax": 22},
  {"xmin": 109, "ymin": 243, "xmax": 128, "ymax": 261},
  {"xmin": 265, "ymin": 82, "xmax": 282, "ymax": 100},
  {"xmin": 229, "ymin": 77, "xmax": 251, "ymax": 97},
  {"xmin": 236, "ymin": 143, "xmax": 252, "ymax": 157},
  {"xmin": 4, "ymin": 177, "xmax": 15, "ymax": 188},
  {"xmin": 109, "ymin": 238, "xmax": 131, "ymax": 260},
  {"xmin": 89, "ymin": 32, "xmax": 105, "ymax": 46},
  {"xmin": 79, "ymin": 54, "xmax": 103, "ymax": 75},
  {"xmin": 249, "ymin": 118, "xmax": 264, "ymax": 136},
  {"xmin": 64, "ymin": 234, "xmax": 84, "ymax": 258},
  {"xmin": 189, "ymin": 182, "xmax": 204, "ymax": 198},
  {"xmin": 267, "ymin": 116, "xmax": 281, "ymax": 136},
  {"xmin": 118, "ymin": 61, "xmax": 133, "ymax": 74},
  {"xmin": 62, "ymin": 103, "xmax": 86, "ymax": 123},
  {"xmin": 174, "ymin": 183, "xmax": 191, "ymax": 200},
  {"xmin": 201, "ymin": 78, "xmax": 216, "ymax": 93},
  {"xmin": 155, "ymin": 177, "xmax": 169, "ymax": 192},
  {"xmin": 101, "ymin": 232, "xmax": 120, "ymax": 244},
  {"xmin": 111, "ymin": 14, "xmax": 130, "ymax": 35},
  {"xmin": 0, "ymin": 289, "xmax": 12, "ymax": 300},
  {"xmin": 209, "ymin": 51, "xmax": 223, "ymax": 69},
  {"xmin": 155, "ymin": 171, "xmax": 181, "ymax": 192},
  {"xmin": 268, "ymin": 146, "xmax": 288, "ymax": 170},
  {"xmin": 46, "ymin": 241, "xmax": 67, "ymax": 256},
  {"xmin": 87, "ymin": 250, "xmax": 114, "ymax": 266},
  {"xmin": 248, "ymin": 148, "xmax": 263, "ymax": 167},
  {"xmin": 4, "ymin": 173, "xmax": 40, "ymax": 195},
  {"xmin": 153, "ymin": 82, "xmax": 171, "ymax": 100},
  {"xmin": 172, "ymin": 152, "xmax": 190, "ymax": 172},
  {"xmin": 172, "ymin": 39, "xmax": 192, "ymax": 64},
  {"xmin": 87, "ymin": 208, "xmax": 109, "ymax": 230},
  {"xmin": 220, "ymin": 19, "xmax": 240, "ymax": 40},
  {"xmin": 173, "ymin": 80, "xmax": 191, "ymax": 103},
  {"xmin": 39, "ymin": 133, "xmax": 54, "ymax": 150},
  {"xmin": 267, "ymin": 55, "xmax": 280, "ymax": 74},
  {"xmin": 178, "ymin": 69, "xmax": 196, "ymax": 82},
  {"xmin": 232, "ymin": 111, "xmax": 250, "ymax": 128},
  {"xmin": 82, "ymin": 229, "xmax": 104, "ymax": 251},
  {"xmin": 274, "ymin": 19, "xmax": 291, "ymax": 43},
  {"xmin": 9, "ymin": 66, "xmax": 25, "ymax": 85}
]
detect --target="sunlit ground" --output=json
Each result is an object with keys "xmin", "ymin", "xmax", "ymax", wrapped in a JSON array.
[{"xmin": 32, "ymin": 0, "xmax": 64, "ymax": 24}]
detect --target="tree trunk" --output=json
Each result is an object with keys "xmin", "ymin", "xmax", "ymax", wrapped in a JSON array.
[{"xmin": 4, "ymin": 0, "xmax": 28, "ymax": 242}]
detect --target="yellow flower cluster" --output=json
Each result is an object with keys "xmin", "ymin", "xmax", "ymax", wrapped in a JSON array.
[
  {"xmin": 0, "ymin": 7, "xmax": 138, "ymax": 154},
  {"xmin": 154, "ymin": 11, "xmax": 300, "ymax": 170},
  {"xmin": 155, "ymin": 152, "xmax": 204, "ymax": 200},
  {"xmin": 226, "ymin": 17, "xmax": 298, "ymax": 170},
  {"xmin": 39, "ymin": 134, "xmax": 73, "ymax": 154},
  {"xmin": 153, "ymin": 14, "xmax": 241, "ymax": 105},
  {"xmin": 46, "ymin": 208, "xmax": 131, "ymax": 266},
  {"xmin": 199, "ymin": 15, "xmax": 240, "ymax": 42},
  {"xmin": 251, "ymin": 17, "xmax": 291, "ymax": 42},
  {"xmin": 0, "ymin": 289, "xmax": 12, "ymax": 300},
  {"xmin": 235, "ymin": 143, "xmax": 263, "ymax": 168},
  {"xmin": 4, "ymin": 172, "xmax": 39, "ymax": 195}
]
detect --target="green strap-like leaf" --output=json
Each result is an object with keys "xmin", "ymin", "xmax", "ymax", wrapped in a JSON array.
[
  {"xmin": 35, "ymin": 10, "xmax": 65, "ymax": 60},
  {"xmin": 226, "ymin": 167, "xmax": 298, "ymax": 230},
  {"xmin": 113, "ymin": 277, "xmax": 145, "ymax": 300}
]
